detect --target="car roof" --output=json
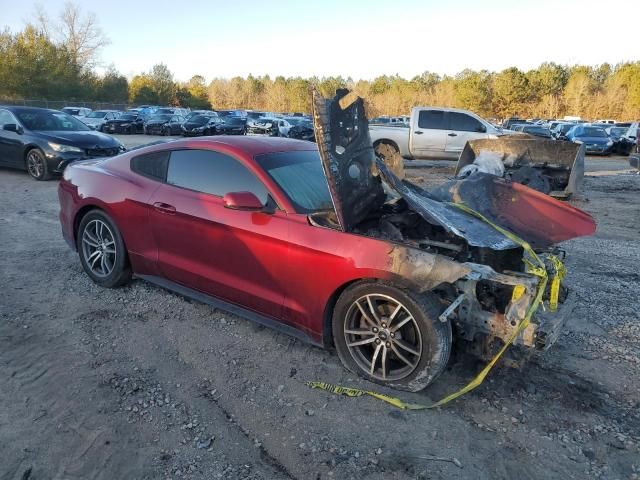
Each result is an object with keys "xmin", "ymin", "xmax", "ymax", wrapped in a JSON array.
[
  {"xmin": 2, "ymin": 105, "xmax": 60, "ymax": 114},
  {"xmin": 140, "ymin": 136, "xmax": 317, "ymax": 157}
]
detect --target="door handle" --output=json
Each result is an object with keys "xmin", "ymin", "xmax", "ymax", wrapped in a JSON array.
[
  {"xmin": 448, "ymin": 132, "xmax": 458, "ymax": 137},
  {"xmin": 414, "ymin": 131, "xmax": 423, "ymax": 135},
  {"xmin": 153, "ymin": 202, "xmax": 176, "ymax": 214}
]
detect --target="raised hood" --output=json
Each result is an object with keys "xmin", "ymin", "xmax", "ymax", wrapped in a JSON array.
[{"xmin": 312, "ymin": 89, "xmax": 596, "ymax": 250}]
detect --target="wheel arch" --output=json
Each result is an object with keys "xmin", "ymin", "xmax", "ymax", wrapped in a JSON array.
[
  {"xmin": 373, "ymin": 138, "xmax": 400, "ymax": 153},
  {"xmin": 321, "ymin": 275, "xmax": 444, "ymax": 348}
]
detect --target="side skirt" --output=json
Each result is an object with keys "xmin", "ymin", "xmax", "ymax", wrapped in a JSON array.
[{"xmin": 136, "ymin": 274, "xmax": 323, "ymax": 348}]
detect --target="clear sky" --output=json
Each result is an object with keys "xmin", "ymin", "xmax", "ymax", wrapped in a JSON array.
[{"xmin": 1, "ymin": 0, "xmax": 638, "ymax": 82}]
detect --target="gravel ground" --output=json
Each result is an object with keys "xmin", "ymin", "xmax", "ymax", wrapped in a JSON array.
[{"xmin": 0, "ymin": 139, "xmax": 639, "ymax": 480}]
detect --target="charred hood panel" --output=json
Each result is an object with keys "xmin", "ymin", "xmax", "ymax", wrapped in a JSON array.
[
  {"xmin": 312, "ymin": 89, "xmax": 596, "ymax": 250},
  {"xmin": 312, "ymin": 89, "xmax": 386, "ymax": 231}
]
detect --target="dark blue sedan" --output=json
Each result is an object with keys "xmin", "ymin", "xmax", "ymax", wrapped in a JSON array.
[{"xmin": 566, "ymin": 125, "xmax": 613, "ymax": 155}]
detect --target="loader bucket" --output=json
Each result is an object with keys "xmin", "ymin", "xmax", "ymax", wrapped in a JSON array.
[{"xmin": 456, "ymin": 137, "xmax": 585, "ymax": 199}]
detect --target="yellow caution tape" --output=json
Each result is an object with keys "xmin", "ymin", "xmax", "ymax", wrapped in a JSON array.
[
  {"xmin": 548, "ymin": 255, "xmax": 566, "ymax": 312},
  {"xmin": 307, "ymin": 202, "xmax": 566, "ymax": 409}
]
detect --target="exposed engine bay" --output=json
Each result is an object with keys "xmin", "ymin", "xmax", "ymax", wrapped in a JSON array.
[{"xmin": 310, "ymin": 88, "xmax": 596, "ymax": 356}]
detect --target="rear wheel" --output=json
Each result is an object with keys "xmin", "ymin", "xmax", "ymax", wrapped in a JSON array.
[
  {"xmin": 26, "ymin": 148, "xmax": 51, "ymax": 181},
  {"xmin": 332, "ymin": 282, "xmax": 451, "ymax": 392},
  {"xmin": 78, "ymin": 210, "xmax": 132, "ymax": 288}
]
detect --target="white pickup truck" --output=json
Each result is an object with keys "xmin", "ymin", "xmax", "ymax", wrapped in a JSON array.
[{"xmin": 370, "ymin": 106, "xmax": 509, "ymax": 160}]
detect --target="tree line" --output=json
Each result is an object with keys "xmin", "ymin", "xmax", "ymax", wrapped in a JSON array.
[{"xmin": 1, "ymin": 3, "xmax": 639, "ymax": 120}]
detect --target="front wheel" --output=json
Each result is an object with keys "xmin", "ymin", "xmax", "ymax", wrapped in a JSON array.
[
  {"xmin": 332, "ymin": 282, "xmax": 451, "ymax": 392},
  {"xmin": 26, "ymin": 148, "xmax": 51, "ymax": 181},
  {"xmin": 78, "ymin": 210, "xmax": 132, "ymax": 288}
]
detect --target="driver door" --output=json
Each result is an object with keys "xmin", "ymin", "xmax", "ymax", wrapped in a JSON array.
[{"xmin": 149, "ymin": 148, "xmax": 290, "ymax": 320}]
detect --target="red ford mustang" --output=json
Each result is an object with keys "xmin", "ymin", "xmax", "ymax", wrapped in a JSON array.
[{"xmin": 58, "ymin": 99, "xmax": 595, "ymax": 392}]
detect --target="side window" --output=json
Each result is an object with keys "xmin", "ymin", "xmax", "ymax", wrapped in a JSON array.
[
  {"xmin": 449, "ymin": 112, "xmax": 483, "ymax": 132},
  {"xmin": 130, "ymin": 151, "xmax": 170, "ymax": 181},
  {"xmin": 166, "ymin": 149, "xmax": 269, "ymax": 203},
  {"xmin": 417, "ymin": 110, "xmax": 446, "ymax": 130},
  {"xmin": 0, "ymin": 110, "xmax": 16, "ymax": 128}
]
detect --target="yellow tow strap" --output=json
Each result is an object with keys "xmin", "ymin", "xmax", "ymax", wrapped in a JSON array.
[{"xmin": 307, "ymin": 203, "xmax": 566, "ymax": 409}]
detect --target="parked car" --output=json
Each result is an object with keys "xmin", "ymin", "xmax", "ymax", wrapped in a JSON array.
[
  {"xmin": 144, "ymin": 114, "xmax": 186, "ymax": 136},
  {"xmin": 103, "ymin": 112, "xmax": 145, "ymax": 134},
  {"xmin": 81, "ymin": 110, "xmax": 122, "ymax": 132},
  {"xmin": 521, "ymin": 125, "xmax": 554, "ymax": 139},
  {"xmin": 552, "ymin": 122, "xmax": 575, "ymax": 139},
  {"xmin": 369, "ymin": 107, "xmax": 509, "ymax": 160},
  {"xmin": 181, "ymin": 115, "xmax": 224, "ymax": 136},
  {"xmin": 502, "ymin": 117, "xmax": 527, "ymax": 130},
  {"xmin": 185, "ymin": 110, "xmax": 217, "ymax": 121},
  {"xmin": 246, "ymin": 117, "xmax": 280, "ymax": 136},
  {"xmin": 0, "ymin": 106, "xmax": 124, "ymax": 180},
  {"xmin": 565, "ymin": 125, "xmax": 613, "ymax": 155},
  {"xmin": 287, "ymin": 120, "xmax": 315, "ymax": 141},
  {"xmin": 594, "ymin": 119, "xmax": 616, "ymax": 125},
  {"xmin": 605, "ymin": 126, "xmax": 635, "ymax": 155},
  {"xmin": 216, "ymin": 117, "xmax": 247, "ymax": 135},
  {"xmin": 57, "ymin": 123, "xmax": 593, "ymax": 392},
  {"xmin": 61, "ymin": 106, "xmax": 92, "ymax": 118}
]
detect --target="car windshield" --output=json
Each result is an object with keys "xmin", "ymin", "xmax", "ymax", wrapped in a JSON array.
[
  {"xmin": 155, "ymin": 109, "xmax": 174, "ymax": 114},
  {"xmin": 225, "ymin": 118, "xmax": 245, "ymax": 125},
  {"xmin": 86, "ymin": 111, "xmax": 108, "ymax": 118},
  {"xmin": 16, "ymin": 110, "xmax": 91, "ymax": 131},
  {"xmin": 560, "ymin": 124, "xmax": 573, "ymax": 133},
  {"xmin": 255, "ymin": 150, "xmax": 333, "ymax": 213},
  {"xmin": 609, "ymin": 127, "xmax": 626, "ymax": 137},
  {"xmin": 119, "ymin": 114, "xmax": 137, "ymax": 121},
  {"xmin": 62, "ymin": 108, "xmax": 82, "ymax": 115},
  {"xmin": 189, "ymin": 115, "xmax": 210, "ymax": 125},
  {"xmin": 149, "ymin": 114, "xmax": 172, "ymax": 122},
  {"xmin": 524, "ymin": 126, "xmax": 550, "ymax": 135},
  {"xmin": 578, "ymin": 127, "xmax": 607, "ymax": 138},
  {"xmin": 247, "ymin": 112, "xmax": 265, "ymax": 119}
]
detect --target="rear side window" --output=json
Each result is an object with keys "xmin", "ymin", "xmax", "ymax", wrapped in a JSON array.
[
  {"xmin": 417, "ymin": 110, "xmax": 446, "ymax": 129},
  {"xmin": 166, "ymin": 149, "xmax": 269, "ymax": 203},
  {"xmin": 449, "ymin": 112, "xmax": 484, "ymax": 132},
  {"xmin": 130, "ymin": 151, "xmax": 170, "ymax": 181}
]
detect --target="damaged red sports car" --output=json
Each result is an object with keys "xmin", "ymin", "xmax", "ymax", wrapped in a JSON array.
[{"xmin": 58, "ymin": 91, "xmax": 596, "ymax": 392}]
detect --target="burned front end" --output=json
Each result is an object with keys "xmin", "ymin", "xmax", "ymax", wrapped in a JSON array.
[{"xmin": 312, "ymin": 89, "xmax": 596, "ymax": 355}]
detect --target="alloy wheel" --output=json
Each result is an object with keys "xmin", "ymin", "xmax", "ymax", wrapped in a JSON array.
[
  {"xmin": 344, "ymin": 294, "xmax": 422, "ymax": 381},
  {"xmin": 26, "ymin": 150, "xmax": 44, "ymax": 179},
  {"xmin": 81, "ymin": 219, "xmax": 117, "ymax": 277}
]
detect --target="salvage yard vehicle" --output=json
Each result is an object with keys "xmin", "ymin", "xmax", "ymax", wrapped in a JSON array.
[
  {"xmin": 246, "ymin": 117, "xmax": 281, "ymax": 136},
  {"xmin": 57, "ymin": 90, "xmax": 596, "ymax": 392},
  {"xmin": 0, "ymin": 106, "xmax": 125, "ymax": 180},
  {"xmin": 565, "ymin": 124, "xmax": 613, "ymax": 155},
  {"xmin": 216, "ymin": 117, "xmax": 247, "ymax": 135},
  {"xmin": 81, "ymin": 110, "xmax": 122, "ymax": 132},
  {"xmin": 605, "ymin": 126, "xmax": 635, "ymax": 155},
  {"xmin": 104, "ymin": 112, "xmax": 145, "ymax": 134},
  {"xmin": 520, "ymin": 125, "xmax": 554, "ymax": 139},
  {"xmin": 61, "ymin": 106, "xmax": 92, "ymax": 118},
  {"xmin": 287, "ymin": 118, "xmax": 315, "ymax": 141},
  {"xmin": 369, "ymin": 106, "xmax": 509, "ymax": 160},
  {"xmin": 181, "ymin": 115, "xmax": 224, "ymax": 136},
  {"xmin": 144, "ymin": 114, "xmax": 186, "ymax": 136}
]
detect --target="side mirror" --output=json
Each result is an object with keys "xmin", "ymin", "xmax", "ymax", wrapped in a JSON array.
[
  {"xmin": 3, "ymin": 123, "xmax": 23, "ymax": 134},
  {"xmin": 223, "ymin": 191, "xmax": 265, "ymax": 211},
  {"xmin": 476, "ymin": 125, "xmax": 487, "ymax": 133}
]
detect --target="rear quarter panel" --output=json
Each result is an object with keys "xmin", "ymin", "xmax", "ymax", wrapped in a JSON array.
[{"xmin": 59, "ymin": 156, "xmax": 161, "ymax": 276}]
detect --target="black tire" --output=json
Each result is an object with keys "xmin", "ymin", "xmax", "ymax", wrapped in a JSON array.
[
  {"xmin": 25, "ymin": 148, "xmax": 51, "ymax": 181},
  {"xmin": 332, "ymin": 281, "xmax": 451, "ymax": 392},
  {"xmin": 77, "ymin": 210, "xmax": 132, "ymax": 288}
]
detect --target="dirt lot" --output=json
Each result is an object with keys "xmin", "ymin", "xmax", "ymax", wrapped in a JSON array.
[{"xmin": 1, "ymin": 138, "xmax": 639, "ymax": 480}]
